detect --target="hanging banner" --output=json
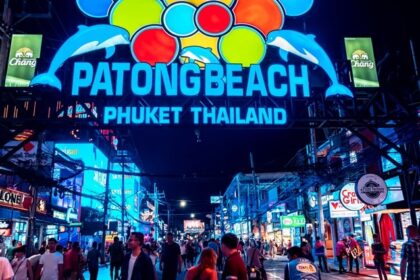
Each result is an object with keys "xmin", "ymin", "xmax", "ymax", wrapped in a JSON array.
[
  {"xmin": 344, "ymin": 37, "xmax": 379, "ymax": 88},
  {"xmin": 280, "ymin": 215, "xmax": 306, "ymax": 228},
  {"xmin": 0, "ymin": 188, "xmax": 47, "ymax": 214},
  {"xmin": 5, "ymin": 34, "xmax": 43, "ymax": 87},
  {"xmin": 339, "ymin": 183, "xmax": 365, "ymax": 211}
]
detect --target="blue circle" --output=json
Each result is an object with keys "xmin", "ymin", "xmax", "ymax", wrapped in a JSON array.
[
  {"xmin": 76, "ymin": 0, "xmax": 112, "ymax": 18},
  {"xmin": 277, "ymin": 0, "xmax": 314, "ymax": 16},
  {"xmin": 163, "ymin": 3, "xmax": 197, "ymax": 37}
]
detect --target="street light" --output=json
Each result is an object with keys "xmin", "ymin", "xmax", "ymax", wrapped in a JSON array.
[
  {"xmin": 180, "ymin": 200, "xmax": 187, "ymax": 208},
  {"xmin": 190, "ymin": 213, "xmax": 195, "ymax": 218}
]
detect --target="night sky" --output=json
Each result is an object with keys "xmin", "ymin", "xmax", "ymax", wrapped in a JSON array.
[{"xmin": 7, "ymin": 0, "xmax": 418, "ymax": 221}]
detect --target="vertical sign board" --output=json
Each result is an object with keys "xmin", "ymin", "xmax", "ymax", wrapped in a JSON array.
[
  {"xmin": 345, "ymin": 37, "xmax": 379, "ymax": 88},
  {"xmin": 4, "ymin": 34, "xmax": 42, "ymax": 87}
]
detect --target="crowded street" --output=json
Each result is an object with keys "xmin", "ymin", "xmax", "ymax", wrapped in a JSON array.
[{"xmin": 1, "ymin": 0, "xmax": 420, "ymax": 280}]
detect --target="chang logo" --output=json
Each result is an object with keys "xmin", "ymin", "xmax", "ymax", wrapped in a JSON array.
[
  {"xmin": 351, "ymin": 49, "xmax": 374, "ymax": 69},
  {"xmin": 9, "ymin": 47, "xmax": 37, "ymax": 67}
]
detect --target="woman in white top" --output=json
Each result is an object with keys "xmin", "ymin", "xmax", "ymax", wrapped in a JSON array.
[{"xmin": 11, "ymin": 246, "xmax": 33, "ymax": 280}]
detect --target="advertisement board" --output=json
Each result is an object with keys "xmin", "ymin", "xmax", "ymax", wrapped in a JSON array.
[
  {"xmin": 329, "ymin": 200, "xmax": 358, "ymax": 218},
  {"xmin": 339, "ymin": 183, "xmax": 365, "ymax": 211},
  {"xmin": 356, "ymin": 174, "xmax": 388, "ymax": 206},
  {"xmin": 0, "ymin": 220, "xmax": 12, "ymax": 237},
  {"xmin": 344, "ymin": 37, "xmax": 379, "ymax": 88},
  {"xmin": 0, "ymin": 188, "xmax": 46, "ymax": 214},
  {"xmin": 280, "ymin": 215, "xmax": 306, "ymax": 228},
  {"xmin": 5, "ymin": 34, "xmax": 42, "ymax": 87},
  {"xmin": 184, "ymin": 220, "xmax": 205, "ymax": 234},
  {"xmin": 28, "ymin": 0, "xmax": 354, "ymax": 127},
  {"xmin": 210, "ymin": 196, "xmax": 223, "ymax": 204}
]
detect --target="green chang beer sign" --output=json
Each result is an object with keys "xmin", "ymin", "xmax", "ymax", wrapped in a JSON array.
[
  {"xmin": 280, "ymin": 215, "xmax": 306, "ymax": 228},
  {"xmin": 5, "ymin": 34, "xmax": 43, "ymax": 87},
  {"xmin": 345, "ymin": 37, "xmax": 379, "ymax": 88}
]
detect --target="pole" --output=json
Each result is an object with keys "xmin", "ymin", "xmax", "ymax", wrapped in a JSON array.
[
  {"xmin": 26, "ymin": 132, "xmax": 43, "ymax": 256},
  {"xmin": 250, "ymin": 152, "xmax": 259, "ymax": 238},
  {"xmin": 308, "ymin": 104, "xmax": 324, "ymax": 239},
  {"xmin": 154, "ymin": 183, "xmax": 159, "ymax": 240},
  {"xmin": 0, "ymin": 0, "xmax": 11, "ymax": 86},
  {"xmin": 101, "ymin": 148, "xmax": 111, "ymax": 258},
  {"xmin": 121, "ymin": 153, "xmax": 126, "ymax": 239},
  {"xmin": 409, "ymin": 40, "xmax": 420, "ymax": 92}
]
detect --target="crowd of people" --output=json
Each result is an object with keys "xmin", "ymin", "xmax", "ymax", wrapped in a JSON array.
[{"xmin": 2, "ymin": 224, "xmax": 420, "ymax": 280}]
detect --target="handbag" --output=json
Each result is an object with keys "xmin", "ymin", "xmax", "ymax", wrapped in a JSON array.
[{"xmin": 247, "ymin": 248, "xmax": 261, "ymax": 279}]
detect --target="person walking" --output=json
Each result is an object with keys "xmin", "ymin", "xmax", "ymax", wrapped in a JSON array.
[
  {"xmin": 87, "ymin": 242, "xmax": 100, "ymax": 280},
  {"xmin": 121, "ymin": 232, "xmax": 155, "ymax": 280},
  {"xmin": 39, "ymin": 238, "xmax": 64, "ymax": 280},
  {"xmin": 11, "ymin": 246, "xmax": 33, "ymax": 280},
  {"xmin": 185, "ymin": 248, "xmax": 218, "ymax": 280},
  {"xmin": 347, "ymin": 234, "xmax": 360, "ymax": 274},
  {"xmin": 401, "ymin": 225, "xmax": 420, "ymax": 280},
  {"xmin": 160, "ymin": 232, "xmax": 182, "ymax": 280},
  {"xmin": 63, "ymin": 242, "xmax": 81, "ymax": 280},
  {"xmin": 314, "ymin": 237, "xmax": 329, "ymax": 273},
  {"xmin": 6, "ymin": 240, "xmax": 17, "ymax": 262},
  {"xmin": 335, "ymin": 238, "xmax": 347, "ymax": 274},
  {"xmin": 221, "ymin": 233, "xmax": 247, "ymax": 280},
  {"xmin": 284, "ymin": 246, "xmax": 321, "ymax": 280},
  {"xmin": 0, "ymin": 256, "xmax": 14, "ymax": 280},
  {"xmin": 246, "ymin": 239, "xmax": 266, "ymax": 280},
  {"xmin": 371, "ymin": 234, "xmax": 388, "ymax": 280},
  {"xmin": 108, "ymin": 237, "xmax": 124, "ymax": 280}
]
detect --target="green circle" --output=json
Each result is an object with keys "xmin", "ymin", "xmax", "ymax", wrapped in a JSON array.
[
  {"xmin": 219, "ymin": 26, "xmax": 266, "ymax": 67},
  {"xmin": 110, "ymin": 0, "xmax": 164, "ymax": 38}
]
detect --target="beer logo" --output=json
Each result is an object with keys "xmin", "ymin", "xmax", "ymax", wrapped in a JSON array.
[
  {"xmin": 356, "ymin": 174, "xmax": 388, "ymax": 205},
  {"xmin": 297, "ymin": 263, "xmax": 317, "ymax": 273},
  {"xmin": 9, "ymin": 47, "xmax": 37, "ymax": 67},
  {"xmin": 351, "ymin": 49, "xmax": 374, "ymax": 69}
]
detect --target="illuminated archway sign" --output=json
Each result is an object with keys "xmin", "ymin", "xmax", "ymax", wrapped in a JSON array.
[{"xmin": 30, "ymin": 0, "xmax": 353, "ymax": 126}]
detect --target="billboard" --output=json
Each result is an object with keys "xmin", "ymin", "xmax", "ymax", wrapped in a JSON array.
[
  {"xmin": 345, "ymin": 37, "xmax": 379, "ymax": 88},
  {"xmin": 5, "ymin": 34, "xmax": 42, "ymax": 87},
  {"xmin": 29, "ymin": 0, "xmax": 354, "ymax": 127},
  {"xmin": 184, "ymin": 219, "xmax": 205, "ymax": 234}
]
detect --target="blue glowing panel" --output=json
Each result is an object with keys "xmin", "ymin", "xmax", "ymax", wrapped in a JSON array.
[
  {"xmin": 381, "ymin": 148, "xmax": 402, "ymax": 172},
  {"xmin": 382, "ymin": 176, "xmax": 404, "ymax": 205},
  {"xmin": 55, "ymin": 143, "xmax": 108, "ymax": 209}
]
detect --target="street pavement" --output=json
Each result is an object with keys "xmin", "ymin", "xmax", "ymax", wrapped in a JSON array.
[{"xmin": 83, "ymin": 255, "xmax": 399, "ymax": 280}]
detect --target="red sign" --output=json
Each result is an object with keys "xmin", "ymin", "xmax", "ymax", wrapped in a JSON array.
[
  {"xmin": 340, "ymin": 183, "xmax": 365, "ymax": 211},
  {"xmin": 0, "ymin": 220, "xmax": 12, "ymax": 236},
  {"xmin": 0, "ymin": 188, "xmax": 47, "ymax": 214}
]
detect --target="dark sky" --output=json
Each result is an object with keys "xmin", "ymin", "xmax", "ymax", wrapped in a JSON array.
[{"xmin": 6, "ymin": 0, "xmax": 418, "ymax": 221}]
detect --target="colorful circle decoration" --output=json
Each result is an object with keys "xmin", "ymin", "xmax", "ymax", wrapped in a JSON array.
[
  {"xmin": 196, "ymin": 2, "xmax": 233, "ymax": 36},
  {"xmin": 131, "ymin": 26, "xmax": 179, "ymax": 65},
  {"xmin": 77, "ymin": 0, "xmax": 313, "ymax": 66},
  {"xmin": 163, "ymin": 3, "xmax": 197, "ymax": 37},
  {"xmin": 219, "ymin": 26, "xmax": 266, "ymax": 67}
]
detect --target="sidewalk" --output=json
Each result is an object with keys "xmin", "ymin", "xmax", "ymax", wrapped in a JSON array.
[{"xmin": 325, "ymin": 258, "xmax": 399, "ymax": 279}]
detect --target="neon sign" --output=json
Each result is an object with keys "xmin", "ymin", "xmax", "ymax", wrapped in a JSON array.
[{"xmin": 30, "ymin": 0, "xmax": 353, "ymax": 126}]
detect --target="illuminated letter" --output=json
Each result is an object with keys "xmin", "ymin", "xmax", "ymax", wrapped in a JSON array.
[
  {"xmin": 155, "ymin": 63, "xmax": 178, "ymax": 96},
  {"xmin": 190, "ymin": 107, "xmax": 202, "ymax": 124},
  {"xmin": 246, "ymin": 65, "xmax": 267, "ymax": 97},
  {"xmin": 273, "ymin": 108, "xmax": 287, "ymax": 125},
  {"xmin": 72, "ymin": 62, "xmax": 93, "ymax": 96},
  {"xmin": 171, "ymin": 107, "xmax": 183, "ymax": 124},
  {"xmin": 112, "ymin": 63, "xmax": 130, "ymax": 96},
  {"xmin": 91, "ymin": 62, "xmax": 113, "ymax": 96},
  {"xmin": 103, "ymin": 107, "xmax": 117, "ymax": 124},
  {"xmin": 289, "ymin": 65, "xmax": 310, "ymax": 97},
  {"xmin": 268, "ymin": 64, "xmax": 288, "ymax": 97},
  {"xmin": 159, "ymin": 107, "xmax": 171, "ymax": 124},
  {"xmin": 205, "ymin": 64, "xmax": 224, "ymax": 96},
  {"xmin": 226, "ymin": 64, "xmax": 243, "ymax": 97},
  {"xmin": 131, "ymin": 63, "xmax": 152, "ymax": 96},
  {"xmin": 180, "ymin": 63, "xmax": 200, "ymax": 96},
  {"xmin": 117, "ymin": 107, "xmax": 131, "ymax": 124}
]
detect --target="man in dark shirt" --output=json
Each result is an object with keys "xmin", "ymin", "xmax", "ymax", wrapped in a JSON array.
[
  {"xmin": 160, "ymin": 232, "xmax": 182, "ymax": 280},
  {"xmin": 121, "ymin": 232, "xmax": 155, "ymax": 280},
  {"xmin": 221, "ymin": 233, "xmax": 247, "ymax": 280},
  {"xmin": 108, "ymin": 237, "xmax": 124, "ymax": 280},
  {"xmin": 401, "ymin": 225, "xmax": 420, "ymax": 280},
  {"xmin": 284, "ymin": 246, "xmax": 320, "ymax": 280}
]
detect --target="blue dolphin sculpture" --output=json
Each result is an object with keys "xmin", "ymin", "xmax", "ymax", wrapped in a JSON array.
[
  {"xmin": 31, "ymin": 24, "xmax": 130, "ymax": 90},
  {"xmin": 180, "ymin": 46, "xmax": 220, "ymax": 64},
  {"xmin": 267, "ymin": 29, "xmax": 353, "ymax": 98}
]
